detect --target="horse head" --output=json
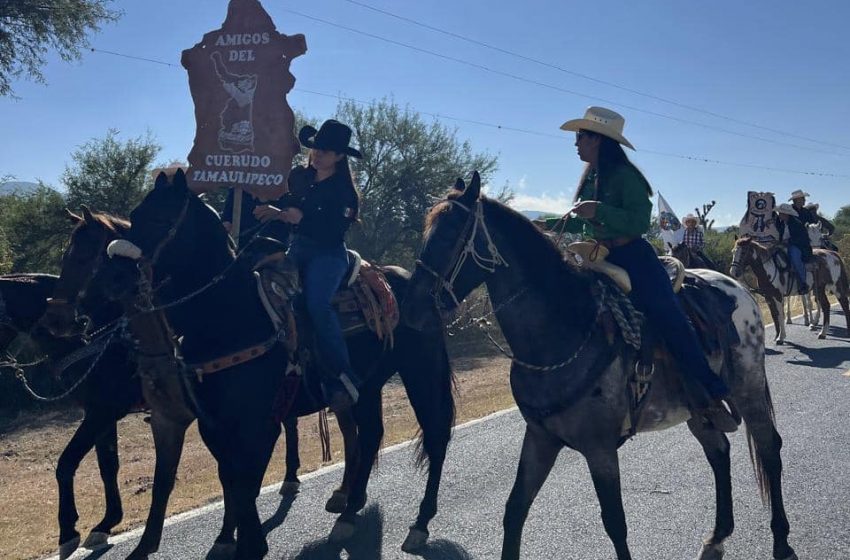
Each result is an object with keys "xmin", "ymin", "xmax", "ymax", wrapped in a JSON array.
[
  {"xmin": 403, "ymin": 171, "xmax": 491, "ymax": 331},
  {"xmin": 103, "ymin": 169, "xmax": 232, "ymax": 304},
  {"xmin": 669, "ymin": 241, "xmax": 691, "ymax": 267},
  {"xmin": 729, "ymin": 235, "xmax": 762, "ymax": 279},
  {"xmin": 39, "ymin": 206, "xmax": 129, "ymax": 337}
]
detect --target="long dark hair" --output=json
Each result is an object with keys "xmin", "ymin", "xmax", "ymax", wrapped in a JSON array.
[
  {"xmin": 573, "ymin": 133, "xmax": 653, "ymax": 201},
  {"xmin": 302, "ymin": 152, "xmax": 361, "ymax": 220}
]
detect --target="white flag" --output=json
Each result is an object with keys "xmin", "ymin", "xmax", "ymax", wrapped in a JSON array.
[{"xmin": 657, "ymin": 192, "xmax": 683, "ymax": 250}]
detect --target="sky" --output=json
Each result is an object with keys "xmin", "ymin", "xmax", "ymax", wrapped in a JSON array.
[{"xmin": 2, "ymin": 0, "xmax": 849, "ymax": 227}]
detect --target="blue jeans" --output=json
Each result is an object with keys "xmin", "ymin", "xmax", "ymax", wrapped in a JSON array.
[
  {"xmin": 287, "ymin": 237, "xmax": 353, "ymax": 378},
  {"xmin": 788, "ymin": 245, "xmax": 807, "ymax": 287},
  {"xmin": 606, "ymin": 239, "xmax": 729, "ymax": 401}
]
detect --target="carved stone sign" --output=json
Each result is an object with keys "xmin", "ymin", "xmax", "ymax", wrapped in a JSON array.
[
  {"xmin": 739, "ymin": 191, "xmax": 779, "ymax": 243},
  {"xmin": 182, "ymin": 0, "xmax": 306, "ymax": 194}
]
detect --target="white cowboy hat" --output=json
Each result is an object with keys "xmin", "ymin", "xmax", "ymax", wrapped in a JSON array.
[
  {"xmin": 788, "ymin": 189, "xmax": 810, "ymax": 200},
  {"xmin": 683, "ymin": 213, "xmax": 698, "ymax": 224},
  {"xmin": 805, "ymin": 202, "xmax": 820, "ymax": 211},
  {"xmin": 776, "ymin": 203, "xmax": 799, "ymax": 217},
  {"xmin": 560, "ymin": 106, "xmax": 635, "ymax": 150}
]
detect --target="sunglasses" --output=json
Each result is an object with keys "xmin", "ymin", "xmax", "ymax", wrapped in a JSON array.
[{"xmin": 575, "ymin": 130, "xmax": 596, "ymax": 141}]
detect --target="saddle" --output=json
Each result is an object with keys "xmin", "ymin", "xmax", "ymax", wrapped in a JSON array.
[
  {"xmin": 567, "ymin": 241, "xmax": 685, "ymax": 294},
  {"xmin": 254, "ymin": 249, "xmax": 399, "ymax": 349},
  {"xmin": 562, "ymin": 241, "xmax": 735, "ymax": 439}
]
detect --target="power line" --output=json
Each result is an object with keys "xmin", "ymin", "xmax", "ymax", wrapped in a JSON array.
[
  {"xmin": 282, "ymin": 8, "xmax": 847, "ymax": 157},
  {"xmin": 86, "ymin": 48, "xmax": 850, "ymax": 178},
  {"xmin": 342, "ymin": 0, "xmax": 850, "ymax": 152}
]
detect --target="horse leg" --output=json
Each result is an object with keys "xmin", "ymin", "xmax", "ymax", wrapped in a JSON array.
[
  {"xmin": 810, "ymin": 291, "xmax": 822, "ymax": 329},
  {"xmin": 56, "ymin": 411, "xmax": 110, "ymax": 559},
  {"xmin": 584, "ymin": 449, "xmax": 632, "ymax": 560},
  {"xmin": 325, "ymin": 409, "xmax": 358, "ymax": 514},
  {"xmin": 125, "ymin": 413, "xmax": 189, "ymax": 560},
  {"xmin": 839, "ymin": 292, "xmax": 850, "ymax": 332},
  {"xmin": 397, "ymin": 342, "xmax": 454, "ymax": 552},
  {"xmin": 329, "ymin": 391, "xmax": 382, "ymax": 543},
  {"xmin": 687, "ymin": 419, "xmax": 733, "ymax": 560},
  {"xmin": 815, "ymin": 285, "xmax": 831, "ymax": 339},
  {"xmin": 501, "ymin": 423, "xmax": 562, "ymax": 560},
  {"xmin": 279, "ymin": 416, "xmax": 301, "ymax": 495},
  {"xmin": 784, "ymin": 296, "xmax": 792, "ymax": 325},
  {"xmin": 84, "ymin": 423, "xmax": 123, "ymax": 549},
  {"xmin": 209, "ymin": 464, "xmax": 237, "ymax": 559},
  {"xmin": 765, "ymin": 298, "xmax": 784, "ymax": 345},
  {"xmin": 738, "ymin": 389, "xmax": 797, "ymax": 560}
]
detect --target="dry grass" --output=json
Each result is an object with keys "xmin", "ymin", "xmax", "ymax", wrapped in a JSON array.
[
  {"xmin": 0, "ymin": 347, "xmax": 512, "ymax": 560},
  {"xmin": 0, "ymin": 296, "xmax": 831, "ymax": 560}
]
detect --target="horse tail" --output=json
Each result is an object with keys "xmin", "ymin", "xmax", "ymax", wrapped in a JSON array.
[
  {"xmin": 744, "ymin": 379, "xmax": 776, "ymax": 507},
  {"xmin": 412, "ymin": 344, "xmax": 457, "ymax": 469}
]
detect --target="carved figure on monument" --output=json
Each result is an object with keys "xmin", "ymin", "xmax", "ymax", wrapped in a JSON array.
[{"xmin": 211, "ymin": 51, "xmax": 258, "ymax": 152}]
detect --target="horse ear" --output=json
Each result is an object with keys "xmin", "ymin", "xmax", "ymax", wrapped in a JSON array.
[
  {"xmin": 461, "ymin": 170, "xmax": 481, "ymax": 201},
  {"xmin": 154, "ymin": 172, "xmax": 169, "ymax": 189},
  {"xmin": 667, "ymin": 242, "xmax": 673, "ymax": 250},
  {"xmin": 734, "ymin": 234, "xmax": 738, "ymax": 241},
  {"xmin": 453, "ymin": 178, "xmax": 465, "ymax": 192},
  {"xmin": 81, "ymin": 205, "xmax": 95, "ymax": 223},
  {"xmin": 172, "ymin": 168, "xmax": 188, "ymax": 191},
  {"xmin": 66, "ymin": 208, "xmax": 82, "ymax": 224}
]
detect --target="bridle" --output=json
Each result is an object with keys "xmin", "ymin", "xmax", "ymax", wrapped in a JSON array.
[
  {"xmin": 730, "ymin": 241, "xmax": 786, "ymax": 299},
  {"xmin": 415, "ymin": 198, "xmax": 508, "ymax": 311}
]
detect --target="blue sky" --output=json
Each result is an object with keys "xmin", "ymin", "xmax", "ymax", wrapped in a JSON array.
[{"xmin": 2, "ymin": 0, "xmax": 849, "ymax": 226}]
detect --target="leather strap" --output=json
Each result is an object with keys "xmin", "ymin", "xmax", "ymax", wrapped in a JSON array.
[{"xmin": 189, "ymin": 334, "xmax": 280, "ymax": 378}]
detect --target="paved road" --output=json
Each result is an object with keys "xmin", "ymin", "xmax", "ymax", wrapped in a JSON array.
[{"xmin": 61, "ymin": 310, "xmax": 850, "ymax": 560}]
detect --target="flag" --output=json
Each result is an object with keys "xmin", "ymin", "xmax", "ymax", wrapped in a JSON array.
[{"xmin": 656, "ymin": 192, "xmax": 683, "ymax": 250}]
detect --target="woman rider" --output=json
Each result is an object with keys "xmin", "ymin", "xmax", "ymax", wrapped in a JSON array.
[
  {"xmin": 541, "ymin": 106, "xmax": 738, "ymax": 432},
  {"xmin": 253, "ymin": 119, "xmax": 362, "ymax": 413}
]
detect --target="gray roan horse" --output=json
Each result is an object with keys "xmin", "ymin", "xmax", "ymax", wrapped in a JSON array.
[{"xmin": 402, "ymin": 172, "xmax": 797, "ymax": 560}]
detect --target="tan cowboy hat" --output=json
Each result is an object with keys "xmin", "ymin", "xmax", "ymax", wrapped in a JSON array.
[
  {"xmin": 776, "ymin": 203, "xmax": 799, "ymax": 217},
  {"xmin": 683, "ymin": 213, "xmax": 698, "ymax": 224},
  {"xmin": 805, "ymin": 202, "xmax": 820, "ymax": 211},
  {"xmin": 560, "ymin": 106, "xmax": 635, "ymax": 150},
  {"xmin": 788, "ymin": 189, "xmax": 810, "ymax": 200}
]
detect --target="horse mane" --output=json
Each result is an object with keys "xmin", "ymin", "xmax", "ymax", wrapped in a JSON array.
[
  {"xmin": 78, "ymin": 211, "xmax": 131, "ymax": 235},
  {"xmin": 735, "ymin": 236, "xmax": 774, "ymax": 258},
  {"xmin": 426, "ymin": 191, "xmax": 596, "ymax": 321}
]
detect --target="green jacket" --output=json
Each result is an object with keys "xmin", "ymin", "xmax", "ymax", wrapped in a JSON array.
[{"xmin": 541, "ymin": 165, "xmax": 652, "ymax": 240}]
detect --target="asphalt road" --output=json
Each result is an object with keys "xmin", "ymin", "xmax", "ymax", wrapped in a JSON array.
[{"xmin": 57, "ymin": 309, "xmax": 850, "ymax": 560}]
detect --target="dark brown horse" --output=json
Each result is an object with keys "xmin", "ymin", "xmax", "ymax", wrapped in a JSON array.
[
  {"xmin": 668, "ymin": 241, "xmax": 717, "ymax": 270},
  {"xmin": 403, "ymin": 172, "xmax": 796, "ymax": 560},
  {"xmin": 98, "ymin": 170, "xmax": 455, "ymax": 558},
  {"xmin": 39, "ymin": 207, "xmax": 303, "ymax": 560}
]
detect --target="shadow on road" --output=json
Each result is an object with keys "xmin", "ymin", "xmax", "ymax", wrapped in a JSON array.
[
  {"xmin": 262, "ymin": 491, "xmax": 297, "ymax": 536},
  {"xmin": 286, "ymin": 504, "xmax": 473, "ymax": 560},
  {"xmin": 785, "ymin": 342, "xmax": 850, "ymax": 369}
]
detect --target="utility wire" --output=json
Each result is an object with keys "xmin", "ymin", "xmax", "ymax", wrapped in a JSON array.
[
  {"xmin": 86, "ymin": 48, "xmax": 850, "ymax": 178},
  {"xmin": 342, "ymin": 0, "xmax": 850, "ymax": 152},
  {"xmin": 282, "ymin": 8, "xmax": 847, "ymax": 157}
]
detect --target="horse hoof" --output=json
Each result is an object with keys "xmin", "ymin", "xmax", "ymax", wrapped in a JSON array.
[
  {"xmin": 775, "ymin": 339, "xmax": 784, "ymax": 346},
  {"xmin": 776, "ymin": 553, "xmax": 798, "ymax": 560},
  {"xmin": 279, "ymin": 480, "xmax": 301, "ymax": 495},
  {"xmin": 329, "ymin": 519, "xmax": 356, "ymax": 543},
  {"xmin": 325, "ymin": 490, "xmax": 348, "ymax": 513},
  {"xmin": 809, "ymin": 324, "xmax": 818, "ymax": 331},
  {"xmin": 207, "ymin": 541, "xmax": 237, "ymax": 560},
  {"xmin": 83, "ymin": 531, "xmax": 109, "ymax": 549},
  {"xmin": 401, "ymin": 527, "xmax": 430, "ymax": 553},
  {"xmin": 697, "ymin": 542, "xmax": 724, "ymax": 560},
  {"xmin": 58, "ymin": 536, "xmax": 80, "ymax": 560},
  {"xmin": 818, "ymin": 333, "xmax": 827, "ymax": 339}
]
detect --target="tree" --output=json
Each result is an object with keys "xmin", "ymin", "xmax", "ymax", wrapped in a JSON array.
[
  {"xmin": 695, "ymin": 200, "xmax": 716, "ymax": 231},
  {"xmin": 336, "ymin": 98, "xmax": 499, "ymax": 265},
  {"xmin": 63, "ymin": 129, "xmax": 160, "ymax": 218},
  {"xmin": 832, "ymin": 204, "xmax": 850, "ymax": 238},
  {"xmin": 0, "ymin": 184, "xmax": 70, "ymax": 272},
  {"xmin": 0, "ymin": 0, "xmax": 121, "ymax": 97}
]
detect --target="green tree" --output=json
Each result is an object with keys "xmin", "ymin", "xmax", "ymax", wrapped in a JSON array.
[
  {"xmin": 63, "ymin": 129, "xmax": 160, "ymax": 218},
  {"xmin": 336, "ymin": 98, "xmax": 499, "ymax": 265},
  {"xmin": 832, "ymin": 204, "xmax": 850, "ymax": 238},
  {"xmin": 0, "ymin": 0, "xmax": 121, "ymax": 97},
  {"xmin": 0, "ymin": 184, "xmax": 70, "ymax": 272}
]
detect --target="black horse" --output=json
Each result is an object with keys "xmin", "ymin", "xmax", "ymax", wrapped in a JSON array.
[
  {"xmin": 40, "ymin": 206, "xmax": 314, "ymax": 559},
  {"xmin": 101, "ymin": 170, "xmax": 455, "ymax": 559},
  {"xmin": 668, "ymin": 241, "xmax": 718, "ymax": 270}
]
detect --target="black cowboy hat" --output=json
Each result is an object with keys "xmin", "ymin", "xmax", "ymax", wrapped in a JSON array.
[{"xmin": 298, "ymin": 119, "xmax": 363, "ymax": 159}]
